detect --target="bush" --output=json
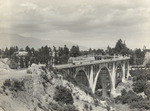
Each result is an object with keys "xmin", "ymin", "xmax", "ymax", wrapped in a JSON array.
[
  {"xmin": 3, "ymin": 79, "xmax": 11, "ymax": 87},
  {"xmin": 94, "ymin": 99, "xmax": 99, "ymax": 107},
  {"xmin": 132, "ymin": 80, "xmax": 146, "ymax": 93},
  {"xmin": 49, "ymin": 102, "xmax": 78, "ymax": 111},
  {"xmin": 53, "ymin": 85, "xmax": 74, "ymax": 105},
  {"xmin": 122, "ymin": 90, "xmax": 143, "ymax": 104},
  {"xmin": 130, "ymin": 69, "xmax": 147, "ymax": 93},
  {"xmin": 90, "ymin": 105, "xmax": 93, "ymax": 111},
  {"xmin": 13, "ymin": 80, "xmax": 24, "ymax": 92},
  {"xmin": 114, "ymin": 90, "xmax": 150, "ymax": 109},
  {"xmin": 146, "ymin": 69, "xmax": 150, "ymax": 80},
  {"xmin": 128, "ymin": 76, "xmax": 132, "ymax": 80},
  {"xmin": 2, "ymin": 79, "xmax": 24, "ymax": 92},
  {"xmin": 144, "ymin": 82, "xmax": 150, "ymax": 100},
  {"xmin": 130, "ymin": 100, "xmax": 150, "ymax": 110},
  {"xmin": 84, "ymin": 103, "xmax": 89, "ymax": 110}
]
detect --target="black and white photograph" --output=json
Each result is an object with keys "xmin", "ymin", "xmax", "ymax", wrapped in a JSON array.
[{"xmin": 0, "ymin": 0, "xmax": 150, "ymax": 111}]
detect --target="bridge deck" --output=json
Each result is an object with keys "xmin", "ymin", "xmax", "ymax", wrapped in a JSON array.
[{"xmin": 54, "ymin": 57, "xmax": 130, "ymax": 70}]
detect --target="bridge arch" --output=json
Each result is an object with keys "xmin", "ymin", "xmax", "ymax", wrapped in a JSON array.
[
  {"xmin": 75, "ymin": 69, "xmax": 89, "ymax": 87},
  {"xmin": 115, "ymin": 63, "xmax": 123, "ymax": 87},
  {"xmin": 94, "ymin": 66, "xmax": 112, "ymax": 97}
]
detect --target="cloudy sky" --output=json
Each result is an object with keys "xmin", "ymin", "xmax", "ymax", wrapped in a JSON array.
[{"xmin": 0, "ymin": 0, "xmax": 150, "ymax": 49}]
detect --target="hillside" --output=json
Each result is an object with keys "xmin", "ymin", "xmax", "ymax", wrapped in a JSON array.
[
  {"xmin": 0, "ymin": 33, "xmax": 88, "ymax": 50},
  {"xmin": 0, "ymin": 61, "xmax": 108, "ymax": 111}
]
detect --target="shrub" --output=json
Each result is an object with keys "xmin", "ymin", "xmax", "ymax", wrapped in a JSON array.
[
  {"xmin": 53, "ymin": 85, "xmax": 74, "ymax": 105},
  {"xmin": 146, "ymin": 69, "xmax": 150, "ymax": 80},
  {"xmin": 13, "ymin": 80, "xmax": 24, "ymax": 92},
  {"xmin": 26, "ymin": 69, "xmax": 32, "ymax": 74},
  {"xmin": 130, "ymin": 100, "xmax": 150, "ymax": 109},
  {"xmin": 49, "ymin": 102, "xmax": 78, "ymax": 111},
  {"xmin": 114, "ymin": 96, "xmax": 122, "ymax": 103},
  {"xmin": 90, "ymin": 105, "xmax": 93, "ymax": 111},
  {"xmin": 130, "ymin": 69, "xmax": 147, "ymax": 93},
  {"xmin": 144, "ymin": 82, "xmax": 150, "ymax": 100},
  {"xmin": 2, "ymin": 79, "xmax": 24, "ymax": 92},
  {"xmin": 132, "ymin": 80, "xmax": 146, "ymax": 93},
  {"xmin": 41, "ymin": 74, "xmax": 49, "ymax": 83},
  {"xmin": 123, "ymin": 90, "xmax": 143, "ymax": 104},
  {"xmin": 94, "ymin": 99, "xmax": 99, "ymax": 107},
  {"xmin": 114, "ymin": 90, "xmax": 150, "ymax": 109},
  {"xmin": 121, "ymin": 89, "xmax": 127, "ymax": 96},
  {"xmin": 3, "ymin": 79, "xmax": 11, "ymax": 87},
  {"xmin": 128, "ymin": 76, "xmax": 132, "ymax": 80},
  {"xmin": 84, "ymin": 103, "xmax": 89, "ymax": 110}
]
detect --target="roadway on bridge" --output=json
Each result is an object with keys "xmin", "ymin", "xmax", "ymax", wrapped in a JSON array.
[{"xmin": 55, "ymin": 57, "xmax": 130, "ymax": 69}]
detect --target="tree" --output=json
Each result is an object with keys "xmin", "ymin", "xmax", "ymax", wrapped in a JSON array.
[
  {"xmin": 131, "ymin": 70, "xmax": 147, "ymax": 93},
  {"xmin": 64, "ymin": 45, "xmax": 69, "ymax": 55},
  {"xmin": 132, "ymin": 80, "xmax": 146, "ymax": 93},
  {"xmin": 144, "ymin": 82, "xmax": 150, "ymax": 100},
  {"xmin": 70, "ymin": 46, "xmax": 80, "ymax": 57},
  {"xmin": 134, "ymin": 49, "xmax": 145, "ymax": 65},
  {"xmin": 96, "ymin": 49, "xmax": 105, "ymax": 55},
  {"xmin": 9, "ymin": 47, "xmax": 16, "ymax": 57},
  {"xmin": 4, "ymin": 47, "xmax": 9, "ymax": 57},
  {"xmin": 114, "ymin": 39, "xmax": 129, "ymax": 56},
  {"xmin": 20, "ymin": 57, "xmax": 24, "ymax": 68}
]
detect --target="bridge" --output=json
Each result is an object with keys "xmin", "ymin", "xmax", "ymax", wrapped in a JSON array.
[{"xmin": 54, "ymin": 55, "xmax": 130, "ymax": 97}]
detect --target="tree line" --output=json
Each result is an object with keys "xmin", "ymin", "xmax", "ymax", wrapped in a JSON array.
[{"xmin": 0, "ymin": 39, "xmax": 146, "ymax": 68}]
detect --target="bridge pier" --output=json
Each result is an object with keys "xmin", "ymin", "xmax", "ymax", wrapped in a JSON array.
[
  {"xmin": 127, "ymin": 61, "xmax": 130, "ymax": 78},
  {"xmin": 110, "ymin": 62, "xmax": 116, "ymax": 96},
  {"xmin": 122, "ymin": 61, "xmax": 126, "ymax": 82},
  {"xmin": 89, "ymin": 66, "xmax": 94, "ymax": 93}
]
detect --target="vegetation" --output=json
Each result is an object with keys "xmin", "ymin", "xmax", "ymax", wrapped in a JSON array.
[
  {"xmin": 144, "ymin": 82, "xmax": 150, "ymax": 100},
  {"xmin": 53, "ymin": 85, "xmax": 74, "ymax": 105},
  {"xmin": 114, "ymin": 69, "xmax": 150, "ymax": 110},
  {"xmin": 0, "ymin": 39, "xmax": 146, "ymax": 69},
  {"xmin": 48, "ymin": 102, "xmax": 78, "ymax": 111},
  {"xmin": 114, "ymin": 89, "xmax": 150, "ymax": 110},
  {"xmin": 2, "ymin": 79, "xmax": 24, "ymax": 92},
  {"xmin": 130, "ymin": 70, "xmax": 147, "ymax": 93}
]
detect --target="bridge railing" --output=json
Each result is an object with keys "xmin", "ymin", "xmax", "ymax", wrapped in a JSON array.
[{"xmin": 55, "ymin": 56, "xmax": 130, "ymax": 69}]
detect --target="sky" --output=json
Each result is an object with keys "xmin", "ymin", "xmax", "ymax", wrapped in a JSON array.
[{"xmin": 0, "ymin": 0, "xmax": 150, "ymax": 49}]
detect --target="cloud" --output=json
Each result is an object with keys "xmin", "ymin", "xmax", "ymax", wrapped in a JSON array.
[
  {"xmin": 0, "ymin": 0, "xmax": 150, "ymax": 49},
  {"xmin": 21, "ymin": 2, "xmax": 38, "ymax": 10}
]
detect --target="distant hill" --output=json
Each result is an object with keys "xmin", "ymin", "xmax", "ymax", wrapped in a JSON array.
[{"xmin": 0, "ymin": 33, "xmax": 88, "ymax": 50}]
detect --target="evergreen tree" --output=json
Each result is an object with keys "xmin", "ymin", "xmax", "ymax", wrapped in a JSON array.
[
  {"xmin": 114, "ymin": 39, "xmax": 129, "ymax": 56},
  {"xmin": 64, "ymin": 45, "xmax": 69, "ymax": 55},
  {"xmin": 70, "ymin": 46, "xmax": 80, "ymax": 57},
  {"xmin": 20, "ymin": 57, "xmax": 24, "ymax": 68},
  {"xmin": 4, "ymin": 47, "xmax": 9, "ymax": 57}
]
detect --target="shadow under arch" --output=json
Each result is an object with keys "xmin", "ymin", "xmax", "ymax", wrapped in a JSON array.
[
  {"xmin": 95, "ymin": 67, "xmax": 111, "ymax": 97},
  {"xmin": 75, "ymin": 70, "xmax": 89, "ymax": 87},
  {"xmin": 125, "ymin": 62, "xmax": 128, "ymax": 78},
  {"xmin": 115, "ymin": 63, "xmax": 123, "ymax": 88}
]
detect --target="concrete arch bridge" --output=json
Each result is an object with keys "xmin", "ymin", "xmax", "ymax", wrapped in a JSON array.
[{"xmin": 54, "ymin": 56, "xmax": 130, "ymax": 97}]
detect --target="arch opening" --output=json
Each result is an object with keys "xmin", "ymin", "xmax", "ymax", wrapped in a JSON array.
[
  {"xmin": 95, "ymin": 67, "xmax": 111, "ymax": 98},
  {"xmin": 115, "ymin": 64, "xmax": 123, "ymax": 88},
  {"xmin": 75, "ymin": 70, "xmax": 89, "ymax": 87}
]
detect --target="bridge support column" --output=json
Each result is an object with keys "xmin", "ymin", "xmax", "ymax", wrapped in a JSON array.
[
  {"xmin": 122, "ymin": 61, "xmax": 126, "ymax": 82},
  {"xmin": 89, "ymin": 65, "xmax": 94, "ymax": 93},
  {"xmin": 126, "ymin": 61, "xmax": 130, "ymax": 79},
  {"xmin": 110, "ymin": 62, "xmax": 116, "ymax": 96}
]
